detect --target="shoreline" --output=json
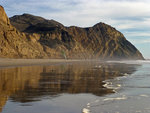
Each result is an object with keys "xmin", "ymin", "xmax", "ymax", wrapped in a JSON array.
[
  {"xmin": 0, "ymin": 58, "xmax": 147, "ymax": 68},
  {"xmin": 0, "ymin": 59, "xmax": 100, "ymax": 68}
]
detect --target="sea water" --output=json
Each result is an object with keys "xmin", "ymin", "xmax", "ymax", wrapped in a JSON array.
[{"xmin": 0, "ymin": 60, "xmax": 150, "ymax": 113}]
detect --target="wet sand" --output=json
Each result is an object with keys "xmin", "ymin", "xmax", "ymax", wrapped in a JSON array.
[
  {"xmin": 0, "ymin": 60, "xmax": 150, "ymax": 113},
  {"xmin": 0, "ymin": 59, "xmax": 90, "ymax": 68}
]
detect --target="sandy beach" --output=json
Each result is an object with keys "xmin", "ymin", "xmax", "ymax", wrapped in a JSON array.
[{"xmin": 0, "ymin": 58, "xmax": 88, "ymax": 68}]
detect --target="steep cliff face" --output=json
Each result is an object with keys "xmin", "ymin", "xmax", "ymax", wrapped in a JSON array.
[
  {"xmin": 0, "ymin": 6, "xmax": 144, "ymax": 59},
  {"xmin": 66, "ymin": 23, "xmax": 144, "ymax": 59},
  {"xmin": 0, "ymin": 6, "xmax": 48, "ymax": 58},
  {"xmin": 0, "ymin": 6, "xmax": 87, "ymax": 59}
]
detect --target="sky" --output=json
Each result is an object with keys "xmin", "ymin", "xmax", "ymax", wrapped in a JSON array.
[{"xmin": 1, "ymin": 0, "xmax": 150, "ymax": 59}]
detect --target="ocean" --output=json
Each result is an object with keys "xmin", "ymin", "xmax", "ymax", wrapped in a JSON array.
[{"xmin": 0, "ymin": 60, "xmax": 150, "ymax": 113}]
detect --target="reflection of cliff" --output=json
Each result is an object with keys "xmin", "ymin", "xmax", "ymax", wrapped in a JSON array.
[
  {"xmin": 0, "ymin": 67, "xmax": 42, "ymax": 112},
  {"xmin": 0, "ymin": 97, "xmax": 7, "ymax": 113},
  {"xmin": 0, "ymin": 62, "xmax": 139, "ymax": 112}
]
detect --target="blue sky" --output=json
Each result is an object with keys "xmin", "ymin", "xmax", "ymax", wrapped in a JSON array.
[{"xmin": 1, "ymin": 0, "xmax": 150, "ymax": 58}]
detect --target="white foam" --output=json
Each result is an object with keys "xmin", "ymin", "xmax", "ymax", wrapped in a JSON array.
[
  {"xmin": 87, "ymin": 103, "xmax": 90, "ymax": 108},
  {"xmin": 103, "ymin": 80, "xmax": 121, "ymax": 91},
  {"xmin": 123, "ymin": 73, "xmax": 129, "ymax": 76},
  {"xmin": 82, "ymin": 108, "xmax": 91, "ymax": 113},
  {"xmin": 107, "ymin": 60, "xmax": 150, "ymax": 64},
  {"xmin": 140, "ymin": 94, "xmax": 149, "ymax": 97},
  {"xmin": 103, "ymin": 81, "xmax": 113, "ymax": 88},
  {"xmin": 87, "ymin": 103, "xmax": 90, "ymax": 106},
  {"xmin": 117, "ymin": 84, "xmax": 121, "ymax": 87},
  {"xmin": 103, "ymin": 96, "xmax": 127, "ymax": 101}
]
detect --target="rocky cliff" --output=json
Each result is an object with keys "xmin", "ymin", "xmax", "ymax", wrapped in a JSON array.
[
  {"xmin": 0, "ymin": 6, "xmax": 144, "ymax": 59},
  {"xmin": 0, "ymin": 6, "xmax": 48, "ymax": 58}
]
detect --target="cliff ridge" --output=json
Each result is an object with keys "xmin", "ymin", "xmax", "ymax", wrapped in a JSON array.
[{"xmin": 0, "ymin": 6, "xmax": 144, "ymax": 59}]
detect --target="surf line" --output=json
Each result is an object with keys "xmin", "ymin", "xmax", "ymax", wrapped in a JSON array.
[{"xmin": 82, "ymin": 99, "xmax": 100, "ymax": 113}]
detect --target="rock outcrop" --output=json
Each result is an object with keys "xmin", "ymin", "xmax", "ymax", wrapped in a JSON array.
[
  {"xmin": 0, "ymin": 6, "xmax": 47, "ymax": 58},
  {"xmin": 0, "ymin": 6, "xmax": 144, "ymax": 59}
]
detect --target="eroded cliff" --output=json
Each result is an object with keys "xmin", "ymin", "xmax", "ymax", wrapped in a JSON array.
[{"xmin": 0, "ymin": 6, "xmax": 144, "ymax": 59}]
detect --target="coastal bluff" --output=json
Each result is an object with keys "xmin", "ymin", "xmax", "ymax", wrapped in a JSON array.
[{"xmin": 0, "ymin": 6, "xmax": 144, "ymax": 59}]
